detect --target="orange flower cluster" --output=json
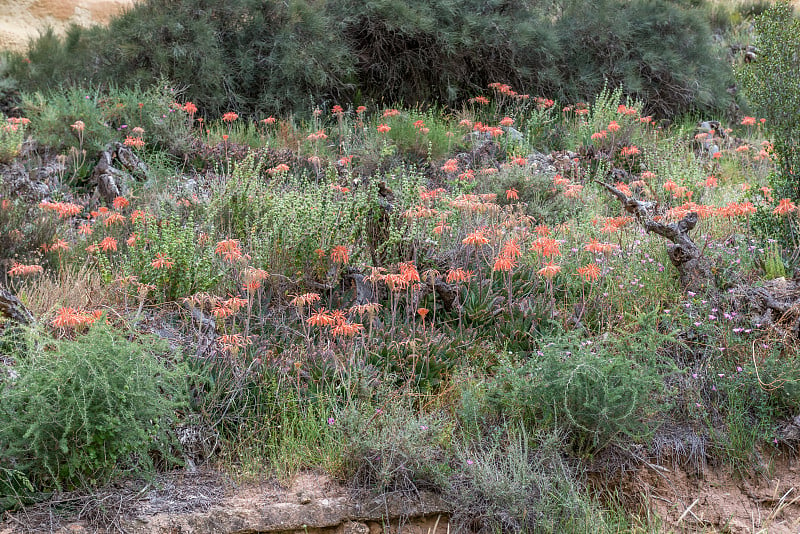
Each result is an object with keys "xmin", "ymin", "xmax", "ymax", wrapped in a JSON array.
[
  {"xmin": 217, "ymin": 333, "xmax": 251, "ymax": 354},
  {"xmin": 716, "ymin": 201, "xmax": 757, "ymax": 218},
  {"xmin": 243, "ymin": 267, "xmax": 269, "ymax": 292},
  {"xmin": 150, "ymin": 253, "xmax": 175, "ymax": 269},
  {"xmin": 537, "ymin": 261, "xmax": 561, "ymax": 279},
  {"xmin": 463, "ymin": 230, "xmax": 489, "ymax": 247},
  {"xmin": 493, "ymin": 239, "xmax": 521, "ymax": 272},
  {"xmin": 577, "ymin": 263, "xmax": 601, "ymax": 282},
  {"xmin": 595, "ymin": 216, "xmax": 633, "ymax": 234},
  {"xmin": 307, "ymin": 129, "xmax": 328, "ymax": 141},
  {"xmin": 305, "ymin": 307, "xmax": 362, "ymax": 337},
  {"xmin": 448, "ymin": 194, "xmax": 498, "ymax": 214},
  {"xmin": 487, "ymin": 82, "xmax": 531, "ymax": 101},
  {"xmin": 268, "ymin": 163, "xmax": 290, "ymax": 174},
  {"xmin": 99, "ymin": 236, "xmax": 118, "ymax": 252},
  {"xmin": 40, "ymin": 200, "xmax": 83, "ymax": 218},
  {"xmin": 6, "ymin": 117, "xmax": 30, "ymax": 126},
  {"xmin": 446, "ymin": 268, "xmax": 473, "ymax": 283},
  {"xmin": 584, "ymin": 239, "xmax": 619, "ymax": 254},
  {"xmin": 774, "ymin": 198, "xmax": 797, "ymax": 215},
  {"xmin": 290, "ymin": 293, "xmax": 321, "ymax": 308},
  {"xmin": 8, "ymin": 262, "xmax": 44, "ymax": 276},
  {"xmin": 530, "ymin": 236, "xmax": 560, "ymax": 258},
  {"xmin": 212, "ymin": 295, "xmax": 250, "ymax": 319},
  {"xmin": 617, "ymin": 104, "xmax": 638, "ymax": 116},
  {"xmin": 124, "ymin": 136, "xmax": 145, "ymax": 149},
  {"xmin": 441, "ymin": 159, "xmax": 459, "ymax": 173},
  {"xmin": 473, "ymin": 122, "xmax": 504, "ymax": 137},
  {"xmin": 330, "ymin": 245, "xmax": 350, "ymax": 264},
  {"xmin": 222, "ymin": 112, "xmax": 239, "ymax": 122},
  {"xmin": 112, "ymin": 196, "xmax": 129, "ymax": 210},
  {"xmin": 52, "ymin": 307, "xmax": 102, "ymax": 329},
  {"xmin": 215, "ymin": 238, "xmax": 243, "ymax": 262}
]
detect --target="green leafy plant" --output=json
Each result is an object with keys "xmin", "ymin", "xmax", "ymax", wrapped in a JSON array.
[
  {"xmin": 737, "ymin": 0, "xmax": 800, "ymax": 201},
  {"xmin": 0, "ymin": 324, "xmax": 188, "ymax": 491},
  {"xmin": 0, "ymin": 113, "xmax": 25, "ymax": 163},
  {"xmin": 474, "ymin": 326, "xmax": 670, "ymax": 456}
]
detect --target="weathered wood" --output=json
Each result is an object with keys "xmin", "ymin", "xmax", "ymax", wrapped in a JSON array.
[
  {"xmin": 91, "ymin": 143, "xmax": 149, "ymax": 204},
  {"xmin": 597, "ymin": 176, "xmax": 714, "ymax": 292},
  {"xmin": 0, "ymin": 287, "xmax": 35, "ymax": 325}
]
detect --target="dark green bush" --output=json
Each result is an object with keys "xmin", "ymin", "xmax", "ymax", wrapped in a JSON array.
[
  {"xmin": 0, "ymin": 324, "xmax": 187, "ymax": 491},
  {"xmin": 334, "ymin": 0, "xmax": 561, "ymax": 106},
  {"xmin": 2, "ymin": 0, "xmax": 735, "ymax": 119},
  {"xmin": 555, "ymin": 0, "xmax": 736, "ymax": 117}
]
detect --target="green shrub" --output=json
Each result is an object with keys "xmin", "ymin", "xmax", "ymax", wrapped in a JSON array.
[
  {"xmin": 334, "ymin": 0, "xmax": 560, "ymax": 107},
  {"xmin": 335, "ymin": 396, "xmax": 451, "ymax": 494},
  {"xmin": 737, "ymin": 1, "xmax": 800, "ymax": 201},
  {"xmin": 446, "ymin": 428, "xmax": 605, "ymax": 533},
  {"xmin": 0, "ymin": 324, "xmax": 187, "ymax": 491},
  {"xmin": 3, "ymin": 0, "xmax": 735, "ymax": 119},
  {"xmin": 120, "ymin": 211, "xmax": 220, "ymax": 302},
  {"xmin": 472, "ymin": 325, "xmax": 672, "ymax": 455},
  {"xmin": 556, "ymin": 0, "xmax": 736, "ymax": 117},
  {"xmin": 0, "ymin": 112, "xmax": 25, "ymax": 163},
  {"xmin": 21, "ymin": 83, "xmax": 194, "ymax": 157}
]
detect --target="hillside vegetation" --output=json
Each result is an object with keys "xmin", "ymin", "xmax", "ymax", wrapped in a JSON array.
[{"xmin": 1, "ymin": 0, "xmax": 800, "ymax": 532}]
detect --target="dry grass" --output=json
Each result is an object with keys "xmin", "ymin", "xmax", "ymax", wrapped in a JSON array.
[{"xmin": 16, "ymin": 264, "xmax": 115, "ymax": 319}]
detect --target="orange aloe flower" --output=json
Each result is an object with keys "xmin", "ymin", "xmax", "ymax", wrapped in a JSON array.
[
  {"xmin": 330, "ymin": 245, "xmax": 350, "ymax": 264},
  {"xmin": 215, "ymin": 238, "xmax": 243, "ymax": 262},
  {"xmin": 537, "ymin": 261, "xmax": 562, "ymax": 279},
  {"xmin": 774, "ymin": 198, "xmax": 797, "ymax": 215},
  {"xmin": 577, "ymin": 263, "xmax": 601, "ymax": 282},
  {"xmin": 462, "ymin": 230, "xmax": 489, "ymax": 246},
  {"xmin": 307, "ymin": 309, "xmax": 335, "ymax": 327},
  {"xmin": 151, "ymin": 253, "xmax": 174, "ymax": 269},
  {"xmin": 99, "ymin": 237, "xmax": 118, "ymax": 252},
  {"xmin": 8, "ymin": 262, "xmax": 44, "ymax": 276}
]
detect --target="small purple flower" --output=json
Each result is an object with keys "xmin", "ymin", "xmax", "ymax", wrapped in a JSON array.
[
  {"xmin": 466, "ymin": 460, "xmax": 474, "ymax": 465},
  {"xmin": 420, "ymin": 425, "xmax": 428, "ymax": 431},
  {"xmin": 327, "ymin": 417, "xmax": 335, "ymax": 425},
  {"xmin": 737, "ymin": 366, "xmax": 743, "ymax": 372}
]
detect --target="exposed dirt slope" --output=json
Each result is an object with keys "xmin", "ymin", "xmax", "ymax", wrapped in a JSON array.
[{"xmin": 0, "ymin": 0, "xmax": 135, "ymax": 51}]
